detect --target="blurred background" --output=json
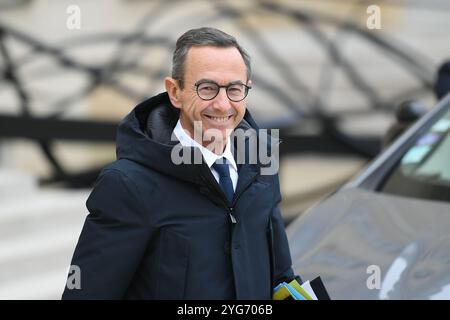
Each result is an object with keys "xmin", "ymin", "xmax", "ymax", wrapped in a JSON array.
[{"xmin": 0, "ymin": 0, "xmax": 449, "ymax": 299}]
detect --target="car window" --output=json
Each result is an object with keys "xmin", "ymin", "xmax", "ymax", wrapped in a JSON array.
[{"xmin": 381, "ymin": 109, "xmax": 450, "ymax": 202}]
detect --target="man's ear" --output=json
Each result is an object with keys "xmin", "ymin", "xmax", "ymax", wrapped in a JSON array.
[{"xmin": 165, "ymin": 77, "xmax": 182, "ymax": 108}]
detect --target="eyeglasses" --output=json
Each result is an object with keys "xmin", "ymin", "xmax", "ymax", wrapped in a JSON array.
[{"xmin": 194, "ymin": 80, "xmax": 251, "ymax": 102}]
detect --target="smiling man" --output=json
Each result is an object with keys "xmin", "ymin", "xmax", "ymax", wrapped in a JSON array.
[{"xmin": 62, "ymin": 27, "xmax": 298, "ymax": 300}]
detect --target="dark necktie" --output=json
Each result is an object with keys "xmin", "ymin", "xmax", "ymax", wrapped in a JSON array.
[{"xmin": 212, "ymin": 159, "xmax": 234, "ymax": 204}]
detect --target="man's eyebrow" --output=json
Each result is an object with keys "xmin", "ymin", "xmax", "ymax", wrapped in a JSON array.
[
  {"xmin": 195, "ymin": 78, "xmax": 215, "ymax": 85},
  {"xmin": 195, "ymin": 79, "xmax": 245, "ymax": 85},
  {"xmin": 228, "ymin": 80, "xmax": 245, "ymax": 85}
]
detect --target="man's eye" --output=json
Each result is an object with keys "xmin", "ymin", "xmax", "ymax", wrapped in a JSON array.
[
  {"xmin": 228, "ymin": 86, "xmax": 243, "ymax": 93},
  {"xmin": 199, "ymin": 85, "xmax": 215, "ymax": 91}
]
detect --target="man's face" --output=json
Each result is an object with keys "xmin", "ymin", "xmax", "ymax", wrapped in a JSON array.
[{"xmin": 174, "ymin": 46, "xmax": 248, "ymax": 148}]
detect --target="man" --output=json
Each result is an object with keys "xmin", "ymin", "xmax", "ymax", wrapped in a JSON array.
[{"xmin": 62, "ymin": 27, "xmax": 297, "ymax": 299}]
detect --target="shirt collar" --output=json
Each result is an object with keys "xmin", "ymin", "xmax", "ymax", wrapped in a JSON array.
[{"xmin": 173, "ymin": 119, "xmax": 237, "ymax": 171}]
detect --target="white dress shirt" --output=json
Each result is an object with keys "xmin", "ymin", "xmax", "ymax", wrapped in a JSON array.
[{"xmin": 173, "ymin": 120, "xmax": 238, "ymax": 191}]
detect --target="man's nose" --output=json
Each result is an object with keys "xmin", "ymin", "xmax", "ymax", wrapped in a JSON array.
[{"xmin": 212, "ymin": 88, "xmax": 232, "ymax": 111}]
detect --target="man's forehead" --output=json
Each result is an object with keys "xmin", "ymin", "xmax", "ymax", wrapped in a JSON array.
[
  {"xmin": 185, "ymin": 46, "xmax": 246, "ymax": 73},
  {"xmin": 183, "ymin": 47, "xmax": 247, "ymax": 85}
]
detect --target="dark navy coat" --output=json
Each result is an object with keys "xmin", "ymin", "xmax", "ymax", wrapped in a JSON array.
[{"xmin": 62, "ymin": 92, "xmax": 295, "ymax": 299}]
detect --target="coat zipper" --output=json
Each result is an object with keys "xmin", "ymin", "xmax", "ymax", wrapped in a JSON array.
[
  {"xmin": 200, "ymin": 170, "xmax": 258, "ymax": 224},
  {"xmin": 226, "ymin": 173, "xmax": 258, "ymax": 224}
]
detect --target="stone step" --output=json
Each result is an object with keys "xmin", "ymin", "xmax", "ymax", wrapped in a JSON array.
[
  {"xmin": 0, "ymin": 267, "xmax": 67, "ymax": 300},
  {"xmin": 0, "ymin": 184, "xmax": 89, "ymax": 299},
  {"xmin": 0, "ymin": 190, "xmax": 89, "ymax": 224},
  {"xmin": 0, "ymin": 222, "xmax": 83, "ymax": 269}
]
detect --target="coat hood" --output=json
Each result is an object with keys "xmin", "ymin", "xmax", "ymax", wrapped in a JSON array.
[{"xmin": 116, "ymin": 92, "xmax": 267, "ymax": 186}]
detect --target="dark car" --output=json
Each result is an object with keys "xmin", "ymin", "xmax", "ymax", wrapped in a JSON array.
[{"xmin": 288, "ymin": 94, "xmax": 450, "ymax": 299}]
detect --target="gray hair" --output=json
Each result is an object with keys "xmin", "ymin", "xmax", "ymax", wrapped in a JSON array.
[{"xmin": 171, "ymin": 27, "xmax": 252, "ymax": 88}]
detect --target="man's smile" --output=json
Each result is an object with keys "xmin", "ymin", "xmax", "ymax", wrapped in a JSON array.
[{"xmin": 202, "ymin": 114, "xmax": 233, "ymax": 124}]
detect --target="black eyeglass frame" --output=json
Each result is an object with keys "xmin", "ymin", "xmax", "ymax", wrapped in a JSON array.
[{"xmin": 192, "ymin": 80, "xmax": 252, "ymax": 102}]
